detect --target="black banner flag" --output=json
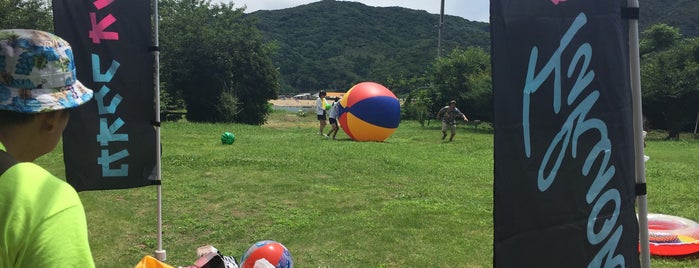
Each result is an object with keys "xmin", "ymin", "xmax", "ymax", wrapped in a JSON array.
[
  {"xmin": 492, "ymin": 0, "xmax": 640, "ymax": 266},
  {"xmin": 53, "ymin": 0, "xmax": 157, "ymax": 191}
]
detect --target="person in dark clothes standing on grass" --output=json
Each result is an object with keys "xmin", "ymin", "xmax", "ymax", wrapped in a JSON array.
[{"xmin": 437, "ymin": 100, "xmax": 469, "ymax": 142}]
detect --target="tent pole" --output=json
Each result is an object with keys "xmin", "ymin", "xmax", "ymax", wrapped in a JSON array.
[
  {"xmin": 152, "ymin": 0, "xmax": 166, "ymax": 261},
  {"xmin": 694, "ymin": 110, "xmax": 698, "ymax": 135},
  {"xmin": 628, "ymin": 0, "xmax": 650, "ymax": 266}
]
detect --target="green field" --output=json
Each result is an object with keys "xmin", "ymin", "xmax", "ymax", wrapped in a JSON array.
[{"xmin": 35, "ymin": 110, "xmax": 699, "ymax": 267}]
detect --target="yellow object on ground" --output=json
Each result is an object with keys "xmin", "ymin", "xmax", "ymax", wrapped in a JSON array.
[{"xmin": 135, "ymin": 255, "xmax": 174, "ymax": 268}]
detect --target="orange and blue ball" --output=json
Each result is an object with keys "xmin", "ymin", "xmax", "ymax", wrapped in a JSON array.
[{"xmin": 338, "ymin": 82, "xmax": 400, "ymax": 141}]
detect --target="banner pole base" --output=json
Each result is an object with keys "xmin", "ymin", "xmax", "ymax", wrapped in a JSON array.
[{"xmin": 155, "ymin": 249, "xmax": 167, "ymax": 262}]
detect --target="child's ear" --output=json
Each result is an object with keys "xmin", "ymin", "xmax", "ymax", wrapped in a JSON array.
[{"xmin": 39, "ymin": 110, "xmax": 69, "ymax": 133}]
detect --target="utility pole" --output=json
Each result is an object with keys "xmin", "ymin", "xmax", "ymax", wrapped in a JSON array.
[{"xmin": 437, "ymin": 0, "xmax": 445, "ymax": 58}]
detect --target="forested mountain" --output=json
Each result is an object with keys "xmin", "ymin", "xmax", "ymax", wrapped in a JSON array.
[
  {"xmin": 248, "ymin": 0, "xmax": 699, "ymax": 95},
  {"xmin": 640, "ymin": 0, "xmax": 699, "ymax": 38},
  {"xmin": 249, "ymin": 0, "xmax": 489, "ymax": 94}
]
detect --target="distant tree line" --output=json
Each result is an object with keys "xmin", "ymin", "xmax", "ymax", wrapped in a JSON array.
[
  {"xmin": 0, "ymin": 0, "xmax": 53, "ymax": 31},
  {"xmin": 158, "ymin": 0, "xmax": 278, "ymax": 125},
  {"xmin": 640, "ymin": 24, "xmax": 699, "ymax": 138}
]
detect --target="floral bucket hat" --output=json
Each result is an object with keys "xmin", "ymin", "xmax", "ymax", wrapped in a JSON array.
[{"xmin": 0, "ymin": 29, "xmax": 93, "ymax": 113}]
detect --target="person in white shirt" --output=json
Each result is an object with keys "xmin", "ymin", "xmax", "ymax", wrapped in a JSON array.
[{"xmin": 315, "ymin": 90, "xmax": 329, "ymax": 136}]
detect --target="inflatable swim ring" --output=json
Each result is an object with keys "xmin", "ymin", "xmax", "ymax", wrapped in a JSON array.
[{"xmin": 646, "ymin": 213, "xmax": 699, "ymax": 256}]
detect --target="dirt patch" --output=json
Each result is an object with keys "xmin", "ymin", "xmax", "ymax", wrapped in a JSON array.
[{"xmin": 270, "ymin": 99, "xmax": 316, "ymax": 107}]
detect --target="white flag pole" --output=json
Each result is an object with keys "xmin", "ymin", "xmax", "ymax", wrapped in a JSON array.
[
  {"xmin": 627, "ymin": 0, "xmax": 650, "ymax": 266},
  {"xmin": 152, "ymin": 0, "xmax": 167, "ymax": 261}
]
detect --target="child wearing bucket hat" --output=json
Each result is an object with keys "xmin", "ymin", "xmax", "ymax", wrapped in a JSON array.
[{"xmin": 0, "ymin": 29, "xmax": 95, "ymax": 267}]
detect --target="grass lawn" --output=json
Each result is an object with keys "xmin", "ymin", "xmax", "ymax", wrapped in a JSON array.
[{"xmin": 34, "ymin": 110, "xmax": 699, "ymax": 267}]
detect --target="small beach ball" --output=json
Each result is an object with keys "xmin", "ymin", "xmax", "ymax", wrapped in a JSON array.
[
  {"xmin": 221, "ymin": 132, "xmax": 235, "ymax": 145},
  {"xmin": 240, "ymin": 240, "xmax": 293, "ymax": 268},
  {"xmin": 338, "ymin": 82, "xmax": 400, "ymax": 141}
]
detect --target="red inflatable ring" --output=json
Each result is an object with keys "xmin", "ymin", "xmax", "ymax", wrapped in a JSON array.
[{"xmin": 646, "ymin": 213, "xmax": 699, "ymax": 256}]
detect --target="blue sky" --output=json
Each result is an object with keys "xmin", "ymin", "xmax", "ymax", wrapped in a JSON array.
[{"xmin": 226, "ymin": 0, "xmax": 490, "ymax": 22}]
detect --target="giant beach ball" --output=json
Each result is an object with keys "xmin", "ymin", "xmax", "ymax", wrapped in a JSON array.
[
  {"xmin": 338, "ymin": 82, "xmax": 400, "ymax": 141},
  {"xmin": 240, "ymin": 240, "xmax": 293, "ymax": 268}
]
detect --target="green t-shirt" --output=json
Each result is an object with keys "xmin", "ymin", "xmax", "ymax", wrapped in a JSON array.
[{"xmin": 0, "ymin": 143, "xmax": 94, "ymax": 267}]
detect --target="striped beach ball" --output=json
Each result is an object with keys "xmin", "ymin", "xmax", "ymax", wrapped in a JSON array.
[{"xmin": 338, "ymin": 82, "xmax": 400, "ymax": 141}]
